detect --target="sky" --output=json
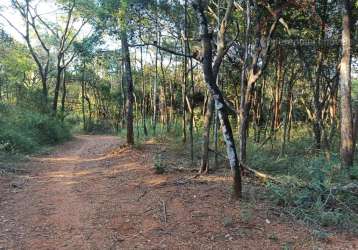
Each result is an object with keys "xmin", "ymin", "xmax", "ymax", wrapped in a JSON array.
[
  {"xmin": 0, "ymin": 0, "xmax": 163, "ymax": 67},
  {"xmin": 1, "ymin": 0, "xmax": 61, "ymax": 42},
  {"xmin": 0, "ymin": 0, "xmax": 101, "ymax": 48}
]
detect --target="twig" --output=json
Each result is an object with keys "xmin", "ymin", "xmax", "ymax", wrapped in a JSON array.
[
  {"xmin": 0, "ymin": 167, "xmax": 30, "ymax": 174},
  {"xmin": 321, "ymin": 187, "xmax": 332, "ymax": 209},
  {"xmin": 257, "ymin": 124, "xmax": 284, "ymax": 149},
  {"xmin": 161, "ymin": 200, "xmax": 167, "ymax": 223},
  {"xmin": 236, "ymin": 224, "xmax": 264, "ymax": 231},
  {"xmin": 208, "ymin": 147, "xmax": 226, "ymax": 159},
  {"xmin": 143, "ymin": 207, "xmax": 154, "ymax": 214},
  {"xmin": 136, "ymin": 190, "xmax": 148, "ymax": 201}
]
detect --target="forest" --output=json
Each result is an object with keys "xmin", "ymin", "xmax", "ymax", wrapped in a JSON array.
[{"xmin": 0, "ymin": 0, "xmax": 358, "ymax": 249}]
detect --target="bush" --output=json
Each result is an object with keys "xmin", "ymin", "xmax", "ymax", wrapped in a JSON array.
[
  {"xmin": 0, "ymin": 104, "xmax": 71, "ymax": 153},
  {"xmin": 267, "ymin": 158, "xmax": 358, "ymax": 232},
  {"xmin": 153, "ymin": 153, "xmax": 165, "ymax": 174}
]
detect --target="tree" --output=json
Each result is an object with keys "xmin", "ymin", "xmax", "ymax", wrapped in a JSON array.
[
  {"xmin": 119, "ymin": 0, "xmax": 134, "ymax": 145},
  {"xmin": 47, "ymin": 0, "xmax": 89, "ymax": 113},
  {"xmin": 340, "ymin": 0, "xmax": 354, "ymax": 167},
  {"xmin": 0, "ymin": 0, "xmax": 51, "ymax": 110},
  {"xmin": 192, "ymin": 0, "xmax": 242, "ymax": 198}
]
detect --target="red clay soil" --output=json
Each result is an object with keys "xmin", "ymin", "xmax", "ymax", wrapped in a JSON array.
[{"xmin": 0, "ymin": 135, "xmax": 357, "ymax": 249}]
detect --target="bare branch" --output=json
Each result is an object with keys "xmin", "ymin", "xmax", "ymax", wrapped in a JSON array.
[{"xmin": 212, "ymin": 0, "xmax": 234, "ymax": 77}]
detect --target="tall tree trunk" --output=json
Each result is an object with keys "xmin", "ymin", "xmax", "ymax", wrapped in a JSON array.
[
  {"xmin": 53, "ymin": 57, "xmax": 63, "ymax": 113},
  {"xmin": 201, "ymin": 96, "xmax": 214, "ymax": 173},
  {"xmin": 153, "ymin": 43, "xmax": 158, "ymax": 135},
  {"xmin": 182, "ymin": 61, "xmax": 187, "ymax": 142},
  {"xmin": 140, "ymin": 44, "xmax": 148, "ymax": 136},
  {"xmin": 121, "ymin": 30, "xmax": 134, "ymax": 145},
  {"xmin": 81, "ymin": 66, "xmax": 86, "ymax": 131},
  {"xmin": 60, "ymin": 67, "xmax": 66, "ymax": 121},
  {"xmin": 159, "ymin": 51, "xmax": 169, "ymax": 132},
  {"xmin": 340, "ymin": 0, "xmax": 354, "ymax": 167},
  {"xmin": 120, "ymin": 63, "xmax": 126, "ymax": 129},
  {"xmin": 272, "ymin": 49, "xmax": 284, "ymax": 133},
  {"xmin": 40, "ymin": 74, "xmax": 48, "ymax": 111},
  {"xmin": 312, "ymin": 1, "xmax": 328, "ymax": 150},
  {"xmin": 85, "ymin": 94, "xmax": 92, "ymax": 130},
  {"xmin": 188, "ymin": 50, "xmax": 195, "ymax": 163},
  {"xmin": 214, "ymin": 107, "xmax": 219, "ymax": 168},
  {"xmin": 239, "ymin": 0, "xmax": 251, "ymax": 163}
]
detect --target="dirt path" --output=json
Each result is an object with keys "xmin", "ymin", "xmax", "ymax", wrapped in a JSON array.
[{"xmin": 0, "ymin": 135, "xmax": 357, "ymax": 249}]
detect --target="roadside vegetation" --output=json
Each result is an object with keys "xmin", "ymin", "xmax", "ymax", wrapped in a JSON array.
[{"xmin": 0, "ymin": 104, "xmax": 70, "ymax": 154}]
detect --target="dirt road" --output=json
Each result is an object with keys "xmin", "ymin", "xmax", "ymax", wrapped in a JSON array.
[{"xmin": 0, "ymin": 135, "xmax": 356, "ymax": 249}]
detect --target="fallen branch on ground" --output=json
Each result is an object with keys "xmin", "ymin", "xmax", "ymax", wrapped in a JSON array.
[
  {"xmin": 161, "ymin": 200, "xmax": 167, "ymax": 223},
  {"xmin": 207, "ymin": 147, "xmax": 280, "ymax": 184},
  {"xmin": 240, "ymin": 163, "xmax": 280, "ymax": 184}
]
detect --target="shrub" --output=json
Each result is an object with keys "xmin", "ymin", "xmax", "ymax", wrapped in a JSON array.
[
  {"xmin": 0, "ymin": 104, "xmax": 71, "ymax": 153},
  {"xmin": 153, "ymin": 153, "xmax": 165, "ymax": 174},
  {"xmin": 267, "ymin": 157, "xmax": 358, "ymax": 232}
]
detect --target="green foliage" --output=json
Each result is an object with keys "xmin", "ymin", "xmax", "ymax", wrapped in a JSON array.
[
  {"xmin": 244, "ymin": 125, "xmax": 358, "ymax": 232},
  {"xmin": 266, "ymin": 157, "xmax": 358, "ymax": 232},
  {"xmin": 0, "ymin": 104, "xmax": 71, "ymax": 153},
  {"xmin": 153, "ymin": 153, "xmax": 165, "ymax": 174}
]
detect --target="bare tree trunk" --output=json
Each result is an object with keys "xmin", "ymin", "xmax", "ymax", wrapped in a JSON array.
[
  {"xmin": 239, "ymin": 86, "xmax": 253, "ymax": 163},
  {"xmin": 60, "ymin": 67, "xmax": 66, "ymax": 121},
  {"xmin": 201, "ymin": 96, "xmax": 214, "ymax": 173},
  {"xmin": 312, "ymin": 2, "xmax": 327, "ymax": 150},
  {"xmin": 159, "ymin": 51, "xmax": 169, "ymax": 132},
  {"xmin": 120, "ymin": 63, "xmax": 126, "ymax": 129},
  {"xmin": 53, "ymin": 55, "xmax": 63, "ymax": 113},
  {"xmin": 281, "ymin": 85, "xmax": 290, "ymax": 155},
  {"xmin": 239, "ymin": 0, "xmax": 250, "ymax": 163},
  {"xmin": 329, "ymin": 74, "xmax": 339, "ymax": 144},
  {"xmin": 340, "ymin": 0, "xmax": 354, "ymax": 167},
  {"xmin": 81, "ymin": 64, "xmax": 86, "ymax": 131},
  {"xmin": 214, "ymin": 106, "xmax": 219, "ymax": 168},
  {"xmin": 352, "ymin": 106, "xmax": 358, "ymax": 152},
  {"xmin": 189, "ymin": 53, "xmax": 195, "ymax": 163},
  {"xmin": 273, "ymin": 49, "xmax": 284, "ymax": 133},
  {"xmin": 140, "ymin": 45, "xmax": 148, "ymax": 136},
  {"xmin": 182, "ymin": 61, "xmax": 187, "ymax": 142},
  {"xmin": 153, "ymin": 47, "xmax": 158, "ymax": 135},
  {"xmin": 121, "ymin": 30, "xmax": 134, "ymax": 145},
  {"xmin": 85, "ymin": 94, "xmax": 92, "ymax": 129},
  {"xmin": 169, "ymin": 78, "xmax": 174, "ymax": 129},
  {"xmin": 287, "ymin": 89, "xmax": 293, "ymax": 142}
]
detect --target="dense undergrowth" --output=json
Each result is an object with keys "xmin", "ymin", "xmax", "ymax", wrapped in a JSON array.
[
  {"xmin": 0, "ymin": 103, "xmax": 71, "ymax": 154},
  {"xmin": 246, "ymin": 126, "xmax": 358, "ymax": 233}
]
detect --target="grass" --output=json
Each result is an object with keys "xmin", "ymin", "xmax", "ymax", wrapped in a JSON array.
[{"xmin": 245, "ymin": 125, "xmax": 358, "ymax": 233}]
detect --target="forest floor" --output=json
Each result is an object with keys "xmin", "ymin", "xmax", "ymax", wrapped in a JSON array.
[{"xmin": 0, "ymin": 135, "xmax": 357, "ymax": 250}]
